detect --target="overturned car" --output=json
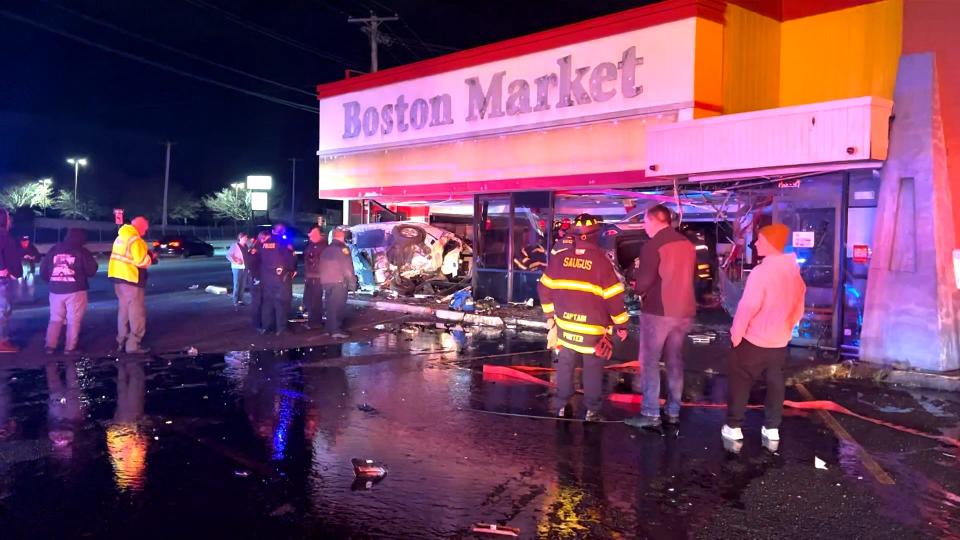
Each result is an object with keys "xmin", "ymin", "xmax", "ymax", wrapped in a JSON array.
[{"xmin": 347, "ymin": 222, "xmax": 472, "ymax": 296}]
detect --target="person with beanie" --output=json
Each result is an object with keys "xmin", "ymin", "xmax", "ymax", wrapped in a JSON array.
[
  {"xmin": 41, "ymin": 228, "xmax": 99, "ymax": 355},
  {"xmin": 722, "ymin": 223, "xmax": 806, "ymax": 445}
]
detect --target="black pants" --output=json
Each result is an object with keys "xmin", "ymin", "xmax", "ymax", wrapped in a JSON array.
[
  {"xmin": 726, "ymin": 339, "xmax": 786, "ymax": 429},
  {"xmin": 322, "ymin": 283, "xmax": 347, "ymax": 333},
  {"xmin": 261, "ymin": 287, "xmax": 292, "ymax": 334},
  {"xmin": 304, "ymin": 279, "xmax": 324, "ymax": 325},
  {"xmin": 553, "ymin": 347, "xmax": 604, "ymax": 412},
  {"xmin": 249, "ymin": 282, "xmax": 263, "ymax": 329}
]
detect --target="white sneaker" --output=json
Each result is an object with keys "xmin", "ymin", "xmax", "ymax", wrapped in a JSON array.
[
  {"xmin": 721, "ymin": 425, "xmax": 743, "ymax": 441},
  {"xmin": 761, "ymin": 427, "xmax": 780, "ymax": 441}
]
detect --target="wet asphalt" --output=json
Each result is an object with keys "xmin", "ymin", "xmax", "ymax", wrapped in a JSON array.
[{"xmin": 0, "ymin": 322, "xmax": 958, "ymax": 539}]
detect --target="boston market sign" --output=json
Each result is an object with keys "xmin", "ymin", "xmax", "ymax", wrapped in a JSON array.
[{"xmin": 317, "ymin": 18, "xmax": 699, "ymax": 156}]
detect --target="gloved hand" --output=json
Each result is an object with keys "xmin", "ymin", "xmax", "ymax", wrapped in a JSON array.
[{"xmin": 594, "ymin": 334, "xmax": 614, "ymax": 360}]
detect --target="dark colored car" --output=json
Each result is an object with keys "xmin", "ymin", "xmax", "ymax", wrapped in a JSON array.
[{"xmin": 152, "ymin": 235, "xmax": 214, "ymax": 258}]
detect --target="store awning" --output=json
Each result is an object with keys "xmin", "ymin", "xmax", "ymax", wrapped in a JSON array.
[{"xmin": 645, "ymin": 96, "xmax": 893, "ymax": 181}]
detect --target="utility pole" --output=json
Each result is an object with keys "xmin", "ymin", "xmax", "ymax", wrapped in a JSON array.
[
  {"xmin": 348, "ymin": 12, "xmax": 398, "ymax": 73},
  {"xmin": 289, "ymin": 157, "xmax": 298, "ymax": 222},
  {"xmin": 161, "ymin": 141, "xmax": 175, "ymax": 234}
]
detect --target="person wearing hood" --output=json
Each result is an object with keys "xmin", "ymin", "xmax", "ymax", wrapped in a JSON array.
[
  {"xmin": 41, "ymin": 228, "xmax": 99, "ymax": 355},
  {"xmin": 722, "ymin": 224, "xmax": 806, "ymax": 444},
  {"xmin": 107, "ymin": 217, "xmax": 156, "ymax": 355}
]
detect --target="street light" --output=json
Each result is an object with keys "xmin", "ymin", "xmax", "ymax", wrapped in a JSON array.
[{"xmin": 66, "ymin": 157, "xmax": 88, "ymax": 205}]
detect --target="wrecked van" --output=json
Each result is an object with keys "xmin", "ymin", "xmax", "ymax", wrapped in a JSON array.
[{"xmin": 348, "ymin": 222, "xmax": 472, "ymax": 295}]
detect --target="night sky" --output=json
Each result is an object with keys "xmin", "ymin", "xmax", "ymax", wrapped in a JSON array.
[{"xmin": 0, "ymin": 0, "xmax": 654, "ymax": 213}]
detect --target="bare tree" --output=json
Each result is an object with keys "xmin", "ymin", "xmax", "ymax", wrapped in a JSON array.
[
  {"xmin": 0, "ymin": 180, "xmax": 54, "ymax": 212},
  {"xmin": 51, "ymin": 189, "xmax": 104, "ymax": 220},
  {"xmin": 169, "ymin": 198, "xmax": 203, "ymax": 224},
  {"xmin": 203, "ymin": 187, "xmax": 251, "ymax": 222}
]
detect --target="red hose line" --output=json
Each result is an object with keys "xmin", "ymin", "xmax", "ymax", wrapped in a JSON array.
[{"xmin": 482, "ymin": 364, "xmax": 960, "ymax": 450}]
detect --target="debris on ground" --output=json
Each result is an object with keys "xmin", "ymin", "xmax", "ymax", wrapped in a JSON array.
[
  {"xmin": 185, "ymin": 346, "xmax": 199, "ymax": 357},
  {"xmin": 352, "ymin": 458, "xmax": 388, "ymax": 478},
  {"xmin": 204, "ymin": 285, "xmax": 228, "ymax": 295},
  {"xmin": 357, "ymin": 403, "xmax": 377, "ymax": 413},
  {"xmin": 815, "ymin": 456, "xmax": 828, "ymax": 470},
  {"xmin": 269, "ymin": 504, "xmax": 296, "ymax": 517},
  {"xmin": 187, "ymin": 284, "xmax": 200, "ymax": 290},
  {"xmin": 449, "ymin": 288, "xmax": 475, "ymax": 312},
  {"xmin": 689, "ymin": 332, "xmax": 718, "ymax": 344},
  {"xmin": 234, "ymin": 470, "xmax": 251, "ymax": 478},
  {"xmin": 474, "ymin": 297, "xmax": 500, "ymax": 313},
  {"xmin": 471, "ymin": 523, "xmax": 520, "ymax": 537}
]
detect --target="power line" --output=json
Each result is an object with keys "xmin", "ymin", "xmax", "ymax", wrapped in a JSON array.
[
  {"xmin": 0, "ymin": 10, "xmax": 317, "ymax": 114},
  {"xmin": 48, "ymin": 2, "xmax": 315, "ymax": 97},
  {"xmin": 181, "ymin": 0, "xmax": 356, "ymax": 68},
  {"xmin": 358, "ymin": 0, "xmax": 459, "ymax": 55},
  {"xmin": 348, "ymin": 12, "xmax": 398, "ymax": 73}
]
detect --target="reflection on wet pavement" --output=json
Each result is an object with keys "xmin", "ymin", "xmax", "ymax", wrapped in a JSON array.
[{"xmin": 0, "ymin": 323, "xmax": 957, "ymax": 539}]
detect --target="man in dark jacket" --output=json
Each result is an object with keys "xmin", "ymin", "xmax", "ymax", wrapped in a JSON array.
[
  {"xmin": 243, "ymin": 230, "xmax": 270, "ymax": 330},
  {"xmin": 318, "ymin": 227, "xmax": 356, "ymax": 339},
  {"xmin": 41, "ymin": 229, "xmax": 99, "ymax": 354},
  {"xmin": 625, "ymin": 204, "xmax": 697, "ymax": 430},
  {"xmin": 0, "ymin": 209, "xmax": 23, "ymax": 353},
  {"xmin": 302, "ymin": 225, "xmax": 327, "ymax": 330},
  {"xmin": 258, "ymin": 226, "xmax": 297, "ymax": 336}
]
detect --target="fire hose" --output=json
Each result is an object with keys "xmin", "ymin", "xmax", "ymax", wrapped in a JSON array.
[{"xmin": 481, "ymin": 364, "xmax": 960, "ymax": 450}]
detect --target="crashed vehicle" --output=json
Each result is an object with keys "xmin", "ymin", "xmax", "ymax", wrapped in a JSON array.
[{"xmin": 347, "ymin": 221, "xmax": 472, "ymax": 295}]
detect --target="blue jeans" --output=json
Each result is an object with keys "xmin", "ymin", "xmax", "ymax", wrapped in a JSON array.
[
  {"xmin": 0, "ymin": 280, "xmax": 11, "ymax": 341},
  {"xmin": 232, "ymin": 268, "xmax": 247, "ymax": 305},
  {"xmin": 637, "ymin": 313, "xmax": 692, "ymax": 417}
]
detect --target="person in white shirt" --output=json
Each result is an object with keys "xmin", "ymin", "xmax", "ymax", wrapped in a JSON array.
[
  {"xmin": 722, "ymin": 224, "xmax": 806, "ymax": 444},
  {"xmin": 226, "ymin": 232, "xmax": 249, "ymax": 306}
]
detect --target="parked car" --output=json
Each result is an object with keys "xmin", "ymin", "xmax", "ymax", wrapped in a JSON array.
[{"xmin": 152, "ymin": 235, "xmax": 214, "ymax": 258}]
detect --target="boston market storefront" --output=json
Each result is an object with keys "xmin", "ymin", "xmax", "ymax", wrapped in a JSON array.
[{"xmin": 316, "ymin": 0, "xmax": 960, "ymax": 372}]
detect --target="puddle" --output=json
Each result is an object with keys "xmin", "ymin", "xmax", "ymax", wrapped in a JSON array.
[{"xmin": 0, "ymin": 329, "xmax": 956, "ymax": 538}]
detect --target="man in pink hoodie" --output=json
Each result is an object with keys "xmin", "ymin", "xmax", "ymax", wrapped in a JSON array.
[{"xmin": 722, "ymin": 224, "xmax": 806, "ymax": 444}]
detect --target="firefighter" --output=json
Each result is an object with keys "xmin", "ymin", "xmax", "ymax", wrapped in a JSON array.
[
  {"xmin": 538, "ymin": 213, "xmax": 629, "ymax": 422},
  {"xmin": 257, "ymin": 225, "xmax": 297, "ymax": 336},
  {"xmin": 513, "ymin": 238, "xmax": 547, "ymax": 271}
]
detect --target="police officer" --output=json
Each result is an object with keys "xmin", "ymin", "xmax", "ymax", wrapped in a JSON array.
[
  {"xmin": 302, "ymin": 225, "xmax": 327, "ymax": 330},
  {"xmin": 318, "ymin": 227, "xmax": 357, "ymax": 339},
  {"xmin": 257, "ymin": 225, "xmax": 297, "ymax": 336},
  {"xmin": 537, "ymin": 214, "xmax": 629, "ymax": 422}
]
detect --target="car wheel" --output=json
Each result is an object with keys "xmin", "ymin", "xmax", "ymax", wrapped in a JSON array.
[
  {"xmin": 205, "ymin": 248, "xmax": 214, "ymax": 257},
  {"xmin": 181, "ymin": 249, "xmax": 191, "ymax": 259},
  {"xmin": 393, "ymin": 224, "xmax": 426, "ymax": 246}
]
